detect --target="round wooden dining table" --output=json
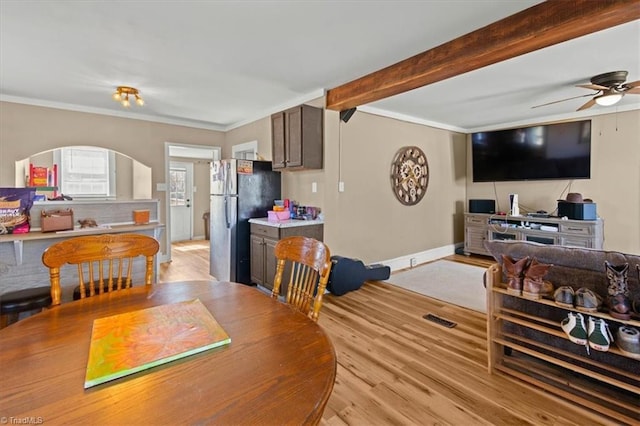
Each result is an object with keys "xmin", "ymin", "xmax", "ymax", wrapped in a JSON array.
[{"xmin": 0, "ymin": 281, "xmax": 336, "ymax": 425}]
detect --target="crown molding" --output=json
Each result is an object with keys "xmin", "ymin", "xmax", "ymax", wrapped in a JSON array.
[
  {"xmin": 357, "ymin": 105, "xmax": 468, "ymax": 133},
  {"xmin": 359, "ymin": 102, "xmax": 640, "ymax": 134},
  {"xmin": 224, "ymin": 89, "xmax": 326, "ymax": 131},
  {"xmin": 1, "ymin": 90, "xmax": 327, "ymax": 132},
  {"xmin": 0, "ymin": 95, "xmax": 227, "ymax": 131}
]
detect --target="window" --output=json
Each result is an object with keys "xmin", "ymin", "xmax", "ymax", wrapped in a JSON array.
[
  {"xmin": 55, "ymin": 147, "xmax": 115, "ymax": 198},
  {"xmin": 231, "ymin": 141, "xmax": 258, "ymax": 160},
  {"xmin": 169, "ymin": 166, "xmax": 187, "ymax": 206}
]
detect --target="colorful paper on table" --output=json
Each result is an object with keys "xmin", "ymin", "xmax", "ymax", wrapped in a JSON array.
[{"xmin": 84, "ymin": 299, "xmax": 231, "ymax": 388}]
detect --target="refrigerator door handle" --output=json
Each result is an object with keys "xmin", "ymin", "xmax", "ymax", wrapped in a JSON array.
[
  {"xmin": 225, "ymin": 161, "xmax": 233, "ymax": 195},
  {"xmin": 224, "ymin": 196, "xmax": 231, "ymax": 229},
  {"xmin": 222, "ymin": 161, "xmax": 228, "ymax": 196}
]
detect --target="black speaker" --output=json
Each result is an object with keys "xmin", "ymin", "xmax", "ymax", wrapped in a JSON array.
[
  {"xmin": 469, "ymin": 199, "xmax": 496, "ymax": 214},
  {"xmin": 557, "ymin": 201, "xmax": 597, "ymax": 220},
  {"xmin": 340, "ymin": 107, "xmax": 357, "ymax": 123}
]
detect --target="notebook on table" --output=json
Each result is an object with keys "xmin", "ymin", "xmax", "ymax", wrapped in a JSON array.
[{"xmin": 85, "ymin": 298, "xmax": 231, "ymax": 388}]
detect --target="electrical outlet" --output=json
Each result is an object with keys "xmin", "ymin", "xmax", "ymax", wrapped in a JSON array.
[
  {"xmin": 410, "ymin": 258, "xmax": 417, "ymax": 267},
  {"xmin": 312, "ymin": 182, "xmax": 317, "ymax": 193}
]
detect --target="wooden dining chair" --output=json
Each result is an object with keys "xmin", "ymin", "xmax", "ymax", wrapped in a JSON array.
[
  {"xmin": 271, "ymin": 236, "xmax": 332, "ymax": 322},
  {"xmin": 42, "ymin": 233, "xmax": 160, "ymax": 305}
]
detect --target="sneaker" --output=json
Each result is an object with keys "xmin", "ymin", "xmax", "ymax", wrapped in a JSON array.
[
  {"xmin": 554, "ymin": 286, "xmax": 574, "ymax": 308},
  {"xmin": 561, "ymin": 312, "xmax": 588, "ymax": 347},
  {"xmin": 616, "ymin": 326, "xmax": 640, "ymax": 359},
  {"xmin": 575, "ymin": 288, "xmax": 602, "ymax": 312},
  {"xmin": 587, "ymin": 317, "xmax": 612, "ymax": 352}
]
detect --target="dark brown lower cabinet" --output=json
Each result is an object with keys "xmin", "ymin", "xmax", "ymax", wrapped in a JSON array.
[{"xmin": 250, "ymin": 222, "xmax": 323, "ymax": 295}]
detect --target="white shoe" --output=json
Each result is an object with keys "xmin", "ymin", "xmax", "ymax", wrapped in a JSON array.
[
  {"xmin": 587, "ymin": 317, "xmax": 612, "ymax": 352},
  {"xmin": 561, "ymin": 312, "xmax": 588, "ymax": 346}
]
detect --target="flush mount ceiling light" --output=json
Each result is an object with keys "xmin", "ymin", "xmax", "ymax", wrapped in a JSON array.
[
  {"xmin": 594, "ymin": 88, "xmax": 624, "ymax": 106},
  {"xmin": 112, "ymin": 86, "xmax": 144, "ymax": 107}
]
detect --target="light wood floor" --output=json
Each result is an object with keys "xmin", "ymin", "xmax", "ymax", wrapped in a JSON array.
[
  {"xmin": 161, "ymin": 242, "xmax": 615, "ymax": 425},
  {"xmin": 159, "ymin": 240, "xmax": 212, "ymax": 282}
]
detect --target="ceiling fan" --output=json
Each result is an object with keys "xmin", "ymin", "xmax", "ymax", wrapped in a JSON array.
[{"xmin": 532, "ymin": 71, "xmax": 640, "ymax": 111}]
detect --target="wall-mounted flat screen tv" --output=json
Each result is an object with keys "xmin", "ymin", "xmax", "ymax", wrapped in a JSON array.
[{"xmin": 472, "ymin": 120, "xmax": 591, "ymax": 182}]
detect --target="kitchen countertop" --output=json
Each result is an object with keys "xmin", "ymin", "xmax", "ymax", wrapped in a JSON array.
[{"xmin": 249, "ymin": 218, "xmax": 323, "ymax": 228}]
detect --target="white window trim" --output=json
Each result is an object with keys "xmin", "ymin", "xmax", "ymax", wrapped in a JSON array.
[
  {"xmin": 54, "ymin": 147, "xmax": 116, "ymax": 199},
  {"xmin": 231, "ymin": 141, "xmax": 258, "ymax": 160}
]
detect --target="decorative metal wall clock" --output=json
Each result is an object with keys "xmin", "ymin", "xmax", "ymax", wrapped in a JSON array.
[{"xmin": 390, "ymin": 146, "xmax": 429, "ymax": 206}]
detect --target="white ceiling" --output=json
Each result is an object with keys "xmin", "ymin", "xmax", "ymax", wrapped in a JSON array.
[{"xmin": 1, "ymin": 1, "xmax": 638, "ymax": 133}]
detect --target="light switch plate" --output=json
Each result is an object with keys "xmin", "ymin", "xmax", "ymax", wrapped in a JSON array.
[{"xmin": 156, "ymin": 183, "xmax": 167, "ymax": 191}]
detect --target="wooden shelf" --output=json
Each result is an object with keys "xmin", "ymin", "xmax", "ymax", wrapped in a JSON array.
[
  {"xmin": 486, "ymin": 263, "xmax": 640, "ymax": 425},
  {"xmin": 0, "ymin": 223, "xmax": 164, "ymax": 266},
  {"xmin": 494, "ymin": 357, "xmax": 639, "ymax": 424},
  {"xmin": 492, "ymin": 286, "xmax": 640, "ymax": 328}
]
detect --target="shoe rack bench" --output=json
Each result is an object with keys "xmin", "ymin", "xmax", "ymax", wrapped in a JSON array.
[{"xmin": 486, "ymin": 263, "xmax": 640, "ymax": 424}]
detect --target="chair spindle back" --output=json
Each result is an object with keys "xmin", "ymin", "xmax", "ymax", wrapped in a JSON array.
[
  {"xmin": 42, "ymin": 233, "xmax": 159, "ymax": 305},
  {"xmin": 271, "ymin": 236, "xmax": 332, "ymax": 322}
]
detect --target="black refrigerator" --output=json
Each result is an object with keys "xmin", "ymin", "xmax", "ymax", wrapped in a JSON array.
[{"xmin": 209, "ymin": 159, "xmax": 281, "ymax": 284}]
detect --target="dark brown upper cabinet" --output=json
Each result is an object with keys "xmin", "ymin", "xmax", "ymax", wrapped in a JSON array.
[{"xmin": 271, "ymin": 104, "xmax": 323, "ymax": 170}]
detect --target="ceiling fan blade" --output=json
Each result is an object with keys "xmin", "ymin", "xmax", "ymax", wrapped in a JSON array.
[
  {"xmin": 577, "ymin": 98, "xmax": 596, "ymax": 111},
  {"xmin": 531, "ymin": 93, "xmax": 594, "ymax": 109},
  {"xmin": 626, "ymin": 87, "xmax": 640, "ymax": 95},
  {"xmin": 576, "ymin": 83, "xmax": 608, "ymax": 90},
  {"xmin": 624, "ymin": 80, "xmax": 640, "ymax": 89}
]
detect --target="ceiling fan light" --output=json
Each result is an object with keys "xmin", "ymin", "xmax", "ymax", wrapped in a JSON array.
[
  {"xmin": 112, "ymin": 91, "xmax": 122, "ymax": 101},
  {"xmin": 135, "ymin": 94, "xmax": 144, "ymax": 106},
  {"xmin": 595, "ymin": 92, "xmax": 623, "ymax": 106},
  {"xmin": 121, "ymin": 95, "xmax": 130, "ymax": 108}
]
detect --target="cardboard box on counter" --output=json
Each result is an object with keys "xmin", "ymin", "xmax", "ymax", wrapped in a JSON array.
[
  {"xmin": 41, "ymin": 209, "xmax": 74, "ymax": 232},
  {"xmin": 133, "ymin": 209, "xmax": 150, "ymax": 225}
]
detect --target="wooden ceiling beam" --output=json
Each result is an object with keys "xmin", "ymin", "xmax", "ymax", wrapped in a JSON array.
[{"xmin": 326, "ymin": 0, "xmax": 640, "ymax": 111}]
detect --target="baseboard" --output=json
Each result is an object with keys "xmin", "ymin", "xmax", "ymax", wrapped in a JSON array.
[{"xmin": 378, "ymin": 243, "xmax": 463, "ymax": 273}]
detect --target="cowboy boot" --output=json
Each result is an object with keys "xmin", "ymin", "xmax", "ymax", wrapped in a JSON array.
[
  {"xmin": 502, "ymin": 255, "xmax": 529, "ymax": 296},
  {"xmin": 523, "ymin": 258, "xmax": 554, "ymax": 300},
  {"xmin": 605, "ymin": 261, "xmax": 631, "ymax": 320}
]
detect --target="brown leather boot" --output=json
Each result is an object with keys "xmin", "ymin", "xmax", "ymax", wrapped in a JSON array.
[
  {"xmin": 605, "ymin": 261, "xmax": 631, "ymax": 320},
  {"xmin": 523, "ymin": 258, "xmax": 554, "ymax": 300},
  {"xmin": 502, "ymin": 255, "xmax": 529, "ymax": 296}
]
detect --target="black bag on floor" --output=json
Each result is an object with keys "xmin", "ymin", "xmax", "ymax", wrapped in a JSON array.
[{"xmin": 327, "ymin": 256, "xmax": 390, "ymax": 296}]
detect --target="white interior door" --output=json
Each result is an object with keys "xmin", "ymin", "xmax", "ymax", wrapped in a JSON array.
[{"xmin": 170, "ymin": 161, "xmax": 194, "ymax": 242}]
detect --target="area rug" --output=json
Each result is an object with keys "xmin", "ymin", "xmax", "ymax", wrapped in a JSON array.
[{"xmin": 386, "ymin": 260, "xmax": 487, "ymax": 313}]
